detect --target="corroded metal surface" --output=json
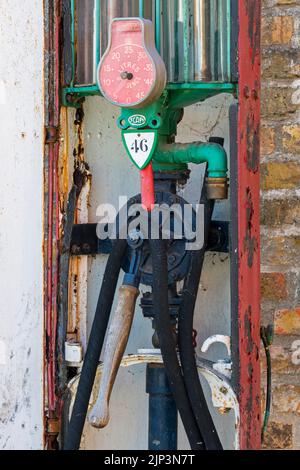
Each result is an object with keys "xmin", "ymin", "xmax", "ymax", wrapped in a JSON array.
[
  {"xmin": 44, "ymin": 0, "xmax": 62, "ymax": 449},
  {"xmin": 236, "ymin": 0, "xmax": 261, "ymax": 450}
]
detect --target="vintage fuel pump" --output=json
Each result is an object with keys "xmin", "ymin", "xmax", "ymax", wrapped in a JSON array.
[{"xmin": 58, "ymin": 1, "xmax": 261, "ymax": 451}]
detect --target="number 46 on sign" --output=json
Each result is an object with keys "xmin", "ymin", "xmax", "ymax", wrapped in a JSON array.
[{"xmin": 122, "ymin": 129, "xmax": 158, "ymax": 170}]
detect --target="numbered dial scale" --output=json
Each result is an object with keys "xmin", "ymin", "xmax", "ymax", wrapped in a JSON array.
[{"xmin": 98, "ymin": 18, "xmax": 166, "ymax": 108}]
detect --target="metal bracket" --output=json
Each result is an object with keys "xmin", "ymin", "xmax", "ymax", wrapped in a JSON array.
[
  {"xmin": 201, "ymin": 334, "xmax": 232, "ymax": 379},
  {"xmin": 70, "ymin": 221, "xmax": 229, "ymax": 257}
]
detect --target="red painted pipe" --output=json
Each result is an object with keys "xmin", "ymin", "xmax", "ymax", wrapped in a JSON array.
[{"xmin": 140, "ymin": 163, "xmax": 155, "ymax": 212}]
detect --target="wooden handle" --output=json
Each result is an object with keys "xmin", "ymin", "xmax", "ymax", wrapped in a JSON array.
[{"xmin": 88, "ymin": 285, "xmax": 139, "ymax": 428}]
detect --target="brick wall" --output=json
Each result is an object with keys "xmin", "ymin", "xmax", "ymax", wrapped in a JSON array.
[{"xmin": 261, "ymin": 0, "xmax": 300, "ymax": 450}]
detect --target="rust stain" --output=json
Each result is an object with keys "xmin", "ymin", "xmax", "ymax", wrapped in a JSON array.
[
  {"xmin": 246, "ymin": 114, "xmax": 260, "ymax": 173},
  {"xmin": 59, "ymin": 107, "xmax": 70, "ymax": 216},
  {"xmin": 243, "ymin": 304, "xmax": 260, "ymax": 448},
  {"xmin": 238, "ymin": 0, "xmax": 261, "ymax": 450},
  {"xmin": 243, "ymin": 187, "xmax": 258, "ymax": 268},
  {"xmin": 244, "ymin": 306, "xmax": 254, "ymax": 355},
  {"xmin": 243, "ymin": 305, "xmax": 255, "ymax": 448},
  {"xmin": 245, "ymin": 0, "xmax": 261, "ymax": 65},
  {"xmin": 66, "ymin": 106, "xmax": 91, "ymax": 342},
  {"xmin": 73, "ymin": 107, "xmax": 85, "ymax": 164}
]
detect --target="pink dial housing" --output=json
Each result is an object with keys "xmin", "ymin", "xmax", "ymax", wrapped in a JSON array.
[{"xmin": 98, "ymin": 18, "xmax": 166, "ymax": 108}]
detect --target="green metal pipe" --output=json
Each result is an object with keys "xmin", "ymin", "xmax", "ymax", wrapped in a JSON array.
[{"xmin": 153, "ymin": 140, "xmax": 228, "ymax": 178}]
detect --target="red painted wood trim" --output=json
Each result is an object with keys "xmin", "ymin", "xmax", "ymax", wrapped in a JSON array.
[{"xmin": 237, "ymin": 0, "xmax": 261, "ymax": 449}]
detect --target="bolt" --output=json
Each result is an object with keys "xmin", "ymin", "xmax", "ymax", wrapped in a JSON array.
[
  {"xmin": 220, "ymin": 386, "xmax": 228, "ymax": 395},
  {"xmin": 90, "ymin": 416, "xmax": 98, "ymax": 425},
  {"xmin": 121, "ymin": 71, "xmax": 133, "ymax": 80}
]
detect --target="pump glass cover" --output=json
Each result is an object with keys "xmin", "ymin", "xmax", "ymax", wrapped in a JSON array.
[{"xmin": 65, "ymin": 0, "xmax": 232, "ymax": 95}]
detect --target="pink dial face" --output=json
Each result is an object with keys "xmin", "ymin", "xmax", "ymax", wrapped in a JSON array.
[{"xmin": 99, "ymin": 20, "xmax": 156, "ymax": 107}]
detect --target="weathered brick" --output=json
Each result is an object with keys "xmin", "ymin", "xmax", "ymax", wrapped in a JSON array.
[
  {"xmin": 283, "ymin": 124, "xmax": 300, "ymax": 153},
  {"xmin": 261, "ymin": 0, "xmax": 300, "ymax": 451},
  {"xmin": 261, "ymin": 345, "xmax": 300, "ymax": 374},
  {"xmin": 263, "ymin": 0, "xmax": 300, "ymax": 5},
  {"xmin": 261, "ymin": 197, "xmax": 300, "ymax": 226},
  {"xmin": 276, "ymin": 0, "xmax": 298, "ymax": 4},
  {"xmin": 262, "ymin": 50, "xmax": 300, "ymax": 79},
  {"xmin": 262, "ymin": 421, "xmax": 293, "ymax": 449},
  {"xmin": 275, "ymin": 308, "xmax": 300, "ymax": 335},
  {"xmin": 261, "ymin": 87, "xmax": 298, "ymax": 119},
  {"xmin": 263, "ymin": 0, "xmax": 300, "ymax": 6},
  {"xmin": 261, "ymin": 235, "xmax": 300, "ymax": 266},
  {"xmin": 262, "ymin": 16, "xmax": 294, "ymax": 46},
  {"xmin": 261, "ymin": 162, "xmax": 300, "ymax": 190},
  {"xmin": 261, "ymin": 273, "xmax": 288, "ymax": 300},
  {"xmin": 273, "ymin": 385, "xmax": 300, "ymax": 414},
  {"xmin": 261, "ymin": 126, "xmax": 276, "ymax": 155}
]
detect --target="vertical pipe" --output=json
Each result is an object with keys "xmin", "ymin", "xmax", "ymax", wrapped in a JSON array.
[
  {"xmin": 177, "ymin": 0, "xmax": 184, "ymax": 83},
  {"xmin": 177, "ymin": 0, "xmax": 194, "ymax": 83},
  {"xmin": 162, "ymin": 0, "xmax": 177, "ymax": 83},
  {"xmin": 182, "ymin": 0, "xmax": 189, "ymax": 82},
  {"xmin": 227, "ymin": 0, "xmax": 232, "ymax": 80},
  {"xmin": 209, "ymin": 0, "xmax": 217, "ymax": 81},
  {"xmin": 75, "ymin": 0, "xmax": 95, "ymax": 85},
  {"xmin": 70, "ymin": 0, "xmax": 75, "ymax": 86},
  {"xmin": 95, "ymin": 0, "xmax": 101, "ymax": 73},
  {"xmin": 194, "ymin": 0, "xmax": 211, "ymax": 81},
  {"xmin": 139, "ymin": 0, "xmax": 144, "ymax": 17},
  {"xmin": 155, "ymin": 0, "xmax": 161, "ymax": 52},
  {"xmin": 218, "ymin": 0, "xmax": 224, "ymax": 81},
  {"xmin": 146, "ymin": 364, "xmax": 178, "ymax": 451},
  {"xmin": 218, "ymin": 0, "xmax": 229, "ymax": 81}
]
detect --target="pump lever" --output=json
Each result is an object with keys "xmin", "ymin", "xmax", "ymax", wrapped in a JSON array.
[{"xmin": 88, "ymin": 284, "xmax": 139, "ymax": 428}]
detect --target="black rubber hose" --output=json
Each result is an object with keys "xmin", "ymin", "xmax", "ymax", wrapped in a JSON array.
[
  {"xmin": 178, "ymin": 199, "xmax": 223, "ymax": 450},
  {"xmin": 149, "ymin": 238, "xmax": 205, "ymax": 451},
  {"xmin": 63, "ymin": 238, "xmax": 127, "ymax": 450}
]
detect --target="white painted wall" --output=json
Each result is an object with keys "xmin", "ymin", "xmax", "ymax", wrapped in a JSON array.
[
  {"xmin": 75, "ymin": 93, "xmax": 236, "ymax": 449},
  {"xmin": 0, "ymin": 1, "xmax": 44, "ymax": 449}
]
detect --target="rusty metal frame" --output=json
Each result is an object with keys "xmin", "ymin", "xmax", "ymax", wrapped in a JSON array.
[
  {"xmin": 230, "ymin": 0, "xmax": 261, "ymax": 450},
  {"xmin": 44, "ymin": 0, "xmax": 62, "ymax": 449},
  {"xmin": 45, "ymin": 0, "xmax": 262, "ymax": 450}
]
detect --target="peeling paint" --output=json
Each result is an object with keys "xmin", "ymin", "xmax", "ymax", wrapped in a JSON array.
[
  {"xmin": 0, "ymin": 0, "xmax": 44, "ymax": 449},
  {"xmin": 237, "ymin": 0, "xmax": 261, "ymax": 450},
  {"xmin": 243, "ymin": 187, "xmax": 259, "ymax": 269}
]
